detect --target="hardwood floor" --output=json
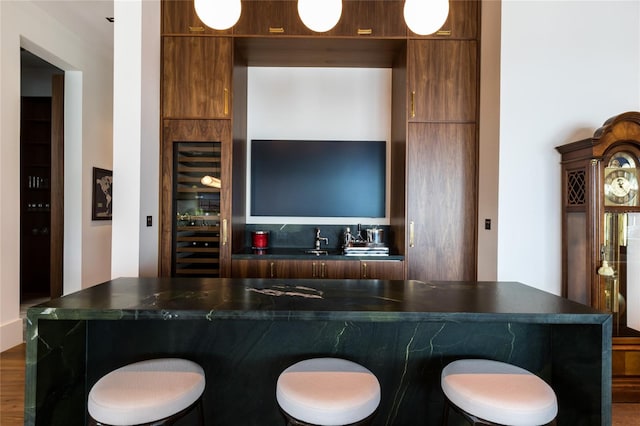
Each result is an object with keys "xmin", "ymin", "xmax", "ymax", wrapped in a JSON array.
[
  {"xmin": 1, "ymin": 343, "xmax": 638, "ymax": 425},
  {"xmin": 0, "ymin": 344, "xmax": 25, "ymax": 426}
]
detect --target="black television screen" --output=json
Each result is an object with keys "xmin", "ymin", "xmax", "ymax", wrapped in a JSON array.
[{"xmin": 250, "ymin": 140, "xmax": 386, "ymax": 218}]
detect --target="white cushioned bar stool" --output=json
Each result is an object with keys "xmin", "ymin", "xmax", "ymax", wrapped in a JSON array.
[
  {"xmin": 276, "ymin": 358, "xmax": 381, "ymax": 426},
  {"xmin": 88, "ymin": 358, "xmax": 206, "ymax": 426},
  {"xmin": 441, "ymin": 359, "xmax": 558, "ymax": 426}
]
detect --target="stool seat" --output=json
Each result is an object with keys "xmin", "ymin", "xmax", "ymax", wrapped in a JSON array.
[
  {"xmin": 441, "ymin": 359, "xmax": 557, "ymax": 426},
  {"xmin": 276, "ymin": 358, "xmax": 381, "ymax": 426},
  {"xmin": 88, "ymin": 358, "xmax": 206, "ymax": 426}
]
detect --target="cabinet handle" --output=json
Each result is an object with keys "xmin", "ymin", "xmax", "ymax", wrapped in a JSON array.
[
  {"xmin": 409, "ymin": 221, "xmax": 415, "ymax": 248},
  {"xmin": 189, "ymin": 26, "xmax": 205, "ymax": 32},
  {"xmin": 270, "ymin": 262, "xmax": 275, "ymax": 278},
  {"xmin": 321, "ymin": 262, "xmax": 326, "ymax": 278},
  {"xmin": 357, "ymin": 28, "xmax": 372, "ymax": 35},
  {"xmin": 224, "ymin": 88, "xmax": 229, "ymax": 116},
  {"xmin": 222, "ymin": 219, "xmax": 228, "ymax": 245},
  {"xmin": 362, "ymin": 262, "xmax": 368, "ymax": 279},
  {"xmin": 410, "ymin": 91, "xmax": 416, "ymax": 118},
  {"xmin": 269, "ymin": 27, "xmax": 285, "ymax": 33},
  {"xmin": 436, "ymin": 30, "xmax": 452, "ymax": 36}
]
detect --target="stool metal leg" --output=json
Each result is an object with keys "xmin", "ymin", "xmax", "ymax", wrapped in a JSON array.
[
  {"xmin": 88, "ymin": 395, "xmax": 205, "ymax": 426},
  {"xmin": 281, "ymin": 408, "xmax": 378, "ymax": 426},
  {"xmin": 442, "ymin": 395, "xmax": 557, "ymax": 426}
]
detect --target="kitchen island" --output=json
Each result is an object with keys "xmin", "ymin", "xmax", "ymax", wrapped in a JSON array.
[{"xmin": 25, "ymin": 278, "xmax": 611, "ymax": 425}]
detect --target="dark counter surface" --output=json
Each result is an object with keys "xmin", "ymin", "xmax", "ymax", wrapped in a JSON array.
[
  {"xmin": 28, "ymin": 277, "xmax": 606, "ymax": 323},
  {"xmin": 25, "ymin": 278, "xmax": 611, "ymax": 426}
]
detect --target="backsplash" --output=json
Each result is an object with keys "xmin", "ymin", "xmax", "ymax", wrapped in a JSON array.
[{"xmin": 243, "ymin": 224, "xmax": 390, "ymax": 250}]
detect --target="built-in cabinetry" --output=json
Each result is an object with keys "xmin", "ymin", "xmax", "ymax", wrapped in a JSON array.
[
  {"xmin": 162, "ymin": 36, "xmax": 232, "ymax": 119},
  {"xmin": 20, "ymin": 97, "xmax": 52, "ymax": 298},
  {"xmin": 162, "ymin": 0, "xmax": 233, "ymax": 35},
  {"xmin": 160, "ymin": 120, "xmax": 232, "ymax": 277},
  {"xmin": 556, "ymin": 112, "xmax": 640, "ymax": 402},
  {"xmin": 233, "ymin": 259, "xmax": 404, "ymax": 280},
  {"xmin": 404, "ymin": 5, "xmax": 479, "ymax": 281},
  {"xmin": 160, "ymin": 0, "xmax": 480, "ymax": 282}
]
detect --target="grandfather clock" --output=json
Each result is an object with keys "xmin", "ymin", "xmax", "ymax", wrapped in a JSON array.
[{"xmin": 556, "ymin": 111, "xmax": 640, "ymax": 402}]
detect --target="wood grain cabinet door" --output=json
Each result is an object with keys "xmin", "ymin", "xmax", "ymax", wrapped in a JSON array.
[
  {"xmin": 162, "ymin": 0, "xmax": 233, "ymax": 35},
  {"xmin": 325, "ymin": 0, "xmax": 405, "ymax": 37},
  {"xmin": 234, "ymin": 1, "xmax": 312, "ymax": 36},
  {"xmin": 360, "ymin": 260, "xmax": 405, "ymax": 280},
  {"xmin": 162, "ymin": 37, "xmax": 232, "ymax": 119},
  {"xmin": 408, "ymin": 40, "xmax": 477, "ymax": 122},
  {"xmin": 406, "ymin": 0, "xmax": 479, "ymax": 39},
  {"xmin": 283, "ymin": 260, "xmax": 360, "ymax": 279},
  {"xmin": 406, "ymin": 123, "xmax": 477, "ymax": 281},
  {"xmin": 232, "ymin": 259, "xmax": 287, "ymax": 278}
]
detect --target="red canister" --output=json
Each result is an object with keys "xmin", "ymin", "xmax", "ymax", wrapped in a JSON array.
[{"xmin": 252, "ymin": 231, "xmax": 269, "ymax": 249}]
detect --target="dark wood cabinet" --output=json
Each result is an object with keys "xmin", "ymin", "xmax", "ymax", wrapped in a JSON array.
[
  {"xmin": 359, "ymin": 260, "xmax": 404, "ymax": 279},
  {"xmin": 556, "ymin": 112, "xmax": 640, "ymax": 402},
  {"xmin": 407, "ymin": 0, "xmax": 479, "ymax": 39},
  {"xmin": 162, "ymin": 0, "xmax": 233, "ymax": 35},
  {"xmin": 232, "ymin": 258, "xmax": 404, "ymax": 280},
  {"xmin": 162, "ymin": 36, "xmax": 232, "ymax": 119},
  {"xmin": 406, "ymin": 123, "xmax": 477, "ymax": 281},
  {"xmin": 324, "ymin": 0, "xmax": 405, "ymax": 38},
  {"xmin": 232, "ymin": 259, "xmax": 285, "ymax": 278},
  {"xmin": 233, "ymin": 0, "xmax": 312, "ymax": 36},
  {"xmin": 160, "ymin": 120, "xmax": 233, "ymax": 277},
  {"xmin": 160, "ymin": 0, "xmax": 480, "ymax": 283},
  {"xmin": 408, "ymin": 40, "xmax": 478, "ymax": 122}
]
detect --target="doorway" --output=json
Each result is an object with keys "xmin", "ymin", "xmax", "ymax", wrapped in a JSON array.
[{"xmin": 20, "ymin": 49, "xmax": 64, "ymax": 305}]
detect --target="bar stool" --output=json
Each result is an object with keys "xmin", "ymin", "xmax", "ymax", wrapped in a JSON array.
[
  {"xmin": 276, "ymin": 358, "xmax": 381, "ymax": 426},
  {"xmin": 88, "ymin": 358, "xmax": 206, "ymax": 426},
  {"xmin": 441, "ymin": 359, "xmax": 557, "ymax": 426}
]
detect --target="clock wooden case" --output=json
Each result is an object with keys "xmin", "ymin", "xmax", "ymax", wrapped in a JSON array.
[{"xmin": 556, "ymin": 111, "xmax": 640, "ymax": 402}]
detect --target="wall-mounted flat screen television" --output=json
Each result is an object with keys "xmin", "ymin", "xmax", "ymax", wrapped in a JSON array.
[{"xmin": 250, "ymin": 140, "xmax": 387, "ymax": 222}]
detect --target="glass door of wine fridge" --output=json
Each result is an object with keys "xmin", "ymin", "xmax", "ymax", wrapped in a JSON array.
[{"xmin": 172, "ymin": 142, "xmax": 222, "ymax": 277}]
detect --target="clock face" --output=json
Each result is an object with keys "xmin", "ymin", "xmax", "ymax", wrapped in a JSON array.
[{"xmin": 604, "ymin": 167, "xmax": 638, "ymax": 205}]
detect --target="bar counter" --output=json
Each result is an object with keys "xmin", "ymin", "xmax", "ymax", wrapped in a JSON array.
[{"xmin": 25, "ymin": 278, "xmax": 611, "ymax": 425}]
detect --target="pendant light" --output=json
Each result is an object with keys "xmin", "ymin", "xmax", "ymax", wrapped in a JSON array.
[
  {"xmin": 404, "ymin": 0, "xmax": 450, "ymax": 36},
  {"xmin": 298, "ymin": 0, "xmax": 342, "ymax": 33},
  {"xmin": 194, "ymin": 0, "xmax": 241, "ymax": 30}
]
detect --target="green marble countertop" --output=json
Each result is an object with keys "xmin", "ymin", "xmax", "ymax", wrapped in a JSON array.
[
  {"xmin": 27, "ymin": 277, "xmax": 608, "ymax": 324},
  {"xmin": 24, "ymin": 278, "xmax": 612, "ymax": 426}
]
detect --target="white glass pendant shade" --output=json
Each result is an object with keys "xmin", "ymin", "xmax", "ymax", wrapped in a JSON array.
[
  {"xmin": 404, "ymin": 0, "xmax": 449, "ymax": 35},
  {"xmin": 194, "ymin": 0, "xmax": 241, "ymax": 30},
  {"xmin": 298, "ymin": 0, "xmax": 342, "ymax": 33}
]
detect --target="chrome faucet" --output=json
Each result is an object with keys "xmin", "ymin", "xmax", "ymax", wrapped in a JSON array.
[{"xmin": 314, "ymin": 228, "xmax": 329, "ymax": 250}]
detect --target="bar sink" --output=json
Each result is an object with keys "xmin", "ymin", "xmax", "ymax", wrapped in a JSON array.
[{"xmin": 304, "ymin": 249, "xmax": 329, "ymax": 256}]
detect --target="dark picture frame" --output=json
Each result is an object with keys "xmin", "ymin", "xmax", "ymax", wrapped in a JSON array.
[{"xmin": 92, "ymin": 167, "xmax": 113, "ymax": 220}]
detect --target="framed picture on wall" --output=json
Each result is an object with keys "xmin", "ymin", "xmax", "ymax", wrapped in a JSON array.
[{"xmin": 92, "ymin": 167, "xmax": 113, "ymax": 220}]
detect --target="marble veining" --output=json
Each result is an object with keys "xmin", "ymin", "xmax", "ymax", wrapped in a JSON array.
[{"xmin": 247, "ymin": 284, "xmax": 324, "ymax": 298}]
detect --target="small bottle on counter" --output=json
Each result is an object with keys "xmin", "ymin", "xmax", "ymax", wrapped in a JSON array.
[{"xmin": 343, "ymin": 227, "xmax": 352, "ymax": 248}]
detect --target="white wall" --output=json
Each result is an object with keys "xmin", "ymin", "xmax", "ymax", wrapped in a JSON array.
[
  {"xmin": 111, "ymin": 0, "xmax": 160, "ymax": 279},
  {"xmin": 497, "ymin": 0, "xmax": 640, "ymax": 294},
  {"xmin": 0, "ymin": 0, "xmax": 113, "ymax": 351}
]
